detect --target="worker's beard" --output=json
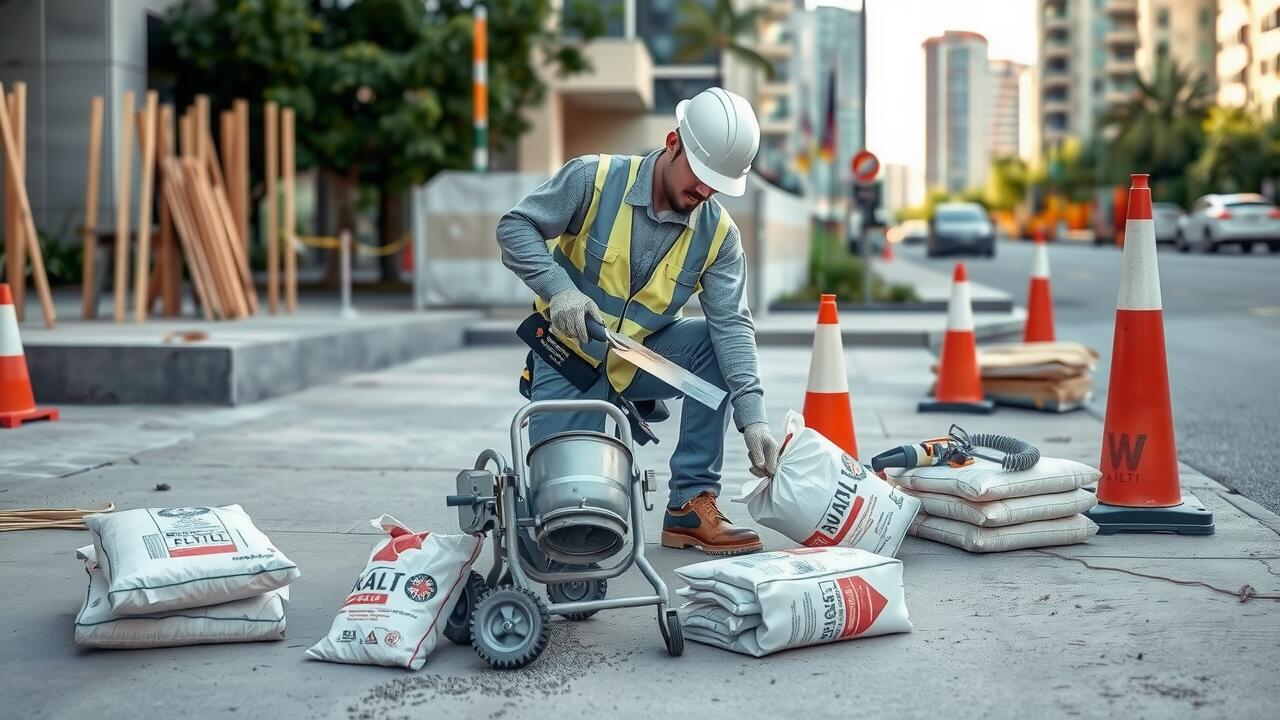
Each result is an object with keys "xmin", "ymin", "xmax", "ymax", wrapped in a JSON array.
[{"xmin": 664, "ymin": 174, "xmax": 702, "ymax": 215}]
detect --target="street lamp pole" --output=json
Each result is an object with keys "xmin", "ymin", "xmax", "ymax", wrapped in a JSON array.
[{"xmin": 473, "ymin": 2, "xmax": 488, "ymax": 172}]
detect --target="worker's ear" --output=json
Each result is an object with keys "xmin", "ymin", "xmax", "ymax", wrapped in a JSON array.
[{"xmin": 665, "ymin": 130, "xmax": 682, "ymax": 158}]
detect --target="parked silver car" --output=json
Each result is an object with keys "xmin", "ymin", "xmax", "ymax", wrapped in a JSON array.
[
  {"xmin": 928, "ymin": 202, "xmax": 996, "ymax": 258},
  {"xmin": 1152, "ymin": 202, "xmax": 1184, "ymax": 243},
  {"xmin": 1177, "ymin": 194, "xmax": 1280, "ymax": 253}
]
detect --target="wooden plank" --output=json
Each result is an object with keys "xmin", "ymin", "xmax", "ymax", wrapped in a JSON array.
[
  {"xmin": 180, "ymin": 157, "xmax": 236, "ymax": 318},
  {"xmin": 202, "ymin": 131, "xmax": 257, "ymax": 316},
  {"xmin": 3, "ymin": 94, "xmax": 13, "ymax": 295},
  {"xmin": 282, "ymin": 107, "xmax": 296, "ymax": 313},
  {"xmin": 132, "ymin": 91, "xmax": 158, "ymax": 323},
  {"xmin": 112, "ymin": 91, "xmax": 135, "ymax": 323},
  {"xmin": 195, "ymin": 95, "xmax": 209, "ymax": 174},
  {"xmin": 158, "ymin": 105, "xmax": 181, "ymax": 316},
  {"xmin": 264, "ymin": 101, "xmax": 279, "ymax": 314},
  {"xmin": 4, "ymin": 85, "xmax": 27, "ymax": 320},
  {"xmin": 180, "ymin": 110, "xmax": 194, "ymax": 161},
  {"xmin": 220, "ymin": 110, "xmax": 235, "ymax": 201},
  {"xmin": 161, "ymin": 158, "xmax": 216, "ymax": 320},
  {"xmin": 234, "ymin": 99, "xmax": 250, "ymax": 256},
  {"xmin": 81, "ymin": 97, "xmax": 104, "ymax": 319},
  {"xmin": 0, "ymin": 83, "xmax": 55, "ymax": 328},
  {"xmin": 188, "ymin": 157, "xmax": 246, "ymax": 318}
]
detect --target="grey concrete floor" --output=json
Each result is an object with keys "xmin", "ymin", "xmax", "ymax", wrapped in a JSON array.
[
  {"xmin": 903, "ymin": 240, "xmax": 1280, "ymax": 515},
  {"xmin": 2, "ymin": 344, "xmax": 1279, "ymax": 719}
]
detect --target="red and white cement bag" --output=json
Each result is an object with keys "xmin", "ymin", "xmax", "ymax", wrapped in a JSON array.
[
  {"xmin": 735, "ymin": 411, "xmax": 919, "ymax": 558},
  {"xmin": 85, "ymin": 504, "xmax": 300, "ymax": 614},
  {"xmin": 306, "ymin": 515, "xmax": 482, "ymax": 670},
  {"xmin": 74, "ymin": 546, "xmax": 287, "ymax": 649},
  {"xmin": 674, "ymin": 547, "xmax": 912, "ymax": 657}
]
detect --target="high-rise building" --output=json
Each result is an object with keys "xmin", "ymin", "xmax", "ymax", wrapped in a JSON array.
[
  {"xmin": 881, "ymin": 163, "xmax": 923, "ymax": 214},
  {"xmin": 1137, "ymin": 0, "xmax": 1217, "ymax": 86},
  {"xmin": 1221, "ymin": 1, "xmax": 1280, "ymax": 118},
  {"xmin": 790, "ymin": 4, "xmax": 864, "ymax": 207},
  {"xmin": 730, "ymin": 0, "xmax": 802, "ymax": 190},
  {"xmin": 1104, "ymin": 0, "xmax": 1141, "ymax": 111},
  {"xmin": 1038, "ymin": 0, "xmax": 1110, "ymax": 151},
  {"xmin": 988, "ymin": 59, "xmax": 1027, "ymax": 160},
  {"xmin": 924, "ymin": 31, "xmax": 989, "ymax": 193}
]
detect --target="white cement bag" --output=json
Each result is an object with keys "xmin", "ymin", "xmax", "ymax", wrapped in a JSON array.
[
  {"xmin": 736, "ymin": 411, "xmax": 919, "ymax": 558},
  {"xmin": 74, "ymin": 546, "xmax": 287, "ymax": 649},
  {"xmin": 675, "ymin": 586, "xmax": 762, "ymax": 615},
  {"xmin": 909, "ymin": 513, "xmax": 1099, "ymax": 553},
  {"xmin": 85, "ymin": 505, "xmax": 300, "ymax": 615},
  {"xmin": 306, "ymin": 516, "xmax": 482, "ymax": 670},
  {"xmin": 674, "ymin": 547, "xmax": 912, "ymax": 657},
  {"xmin": 677, "ymin": 601, "xmax": 762, "ymax": 636},
  {"xmin": 904, "ymin": 488, "xmax": 1098, "ymax": 527},
  {"xmin": 888, "ymin": 456, "xmax": 1101, "ymax": 502}
]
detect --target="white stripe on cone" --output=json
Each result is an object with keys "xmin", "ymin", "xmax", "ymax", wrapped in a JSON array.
[
  {"xmin": 947, "ymin": 278, "xmax": 975, "ymax": 331},
  {"xmin": 806, "ymin": 324, "xmax": 850, "ymax": 393},
  {"xmin": 1117, "ymin": 218, "xmax": 1162, "ymax": 310},
  {"xmin": 1032, "ymin": 242, "xmax": 1050, "ymax": 279},
  {"xmin": 0, "ymin": 305, "xmax": 23, "ymax": 357}
]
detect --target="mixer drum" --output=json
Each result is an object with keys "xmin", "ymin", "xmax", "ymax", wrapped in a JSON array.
[{"xmin": 527, "ymin": 431, "xmax": 633, "ymax": 565}]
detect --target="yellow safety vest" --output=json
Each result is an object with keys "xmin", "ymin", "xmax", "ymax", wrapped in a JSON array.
[{"xmin": 534, "ymin": 154, "xmax": 733, "ymax": 392}]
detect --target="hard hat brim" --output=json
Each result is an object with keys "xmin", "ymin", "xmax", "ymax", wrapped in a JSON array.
[{"xmin": 677, "ymin": 99, "xmax": 749, "ymax": 197}]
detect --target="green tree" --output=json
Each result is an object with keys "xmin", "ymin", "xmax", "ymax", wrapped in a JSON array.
[
  {"xmin": 674, "ymin": 0, "xmax": 774, "ymax": 79},
  {"xmin": 984, "ymin": 155, "xmax": 1030, "ymax": 212},
  {"xmin": 162, "ymin": 0, "xmax": 604, "ymax": 282},
  {"xmin": 1099, "ymin": 58, "xmax": 1214, "ymax": 207},
  {"xmin": 1192, "ymin": 106, "xmax": 1274, "ymax": 195}
]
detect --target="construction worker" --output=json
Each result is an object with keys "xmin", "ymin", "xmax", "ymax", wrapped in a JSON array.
[{"xmin": 497, "ymin": 87, "xmax": 776, "ymax": 556}]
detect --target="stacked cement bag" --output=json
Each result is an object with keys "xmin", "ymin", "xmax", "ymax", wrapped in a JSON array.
[
  {"xmin": 76, "ymin": 505, "xmax": 300, "ymax": 648},
  {"xmin": 675, "ymin": 547, "xmax": 912, "ymax": 657},
  {"xmin": 890, "ymin": 457, "xmax": 1101, "ymax": 552},
  {"xmin": 932, "ymin": 342, "xmax": 1098, "ymax": 412}
]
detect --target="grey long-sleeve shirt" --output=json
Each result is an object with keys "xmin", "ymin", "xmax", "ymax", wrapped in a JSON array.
[{"xmin": 497, "ymin": 150, "xmax": 767, "ymax": 430}]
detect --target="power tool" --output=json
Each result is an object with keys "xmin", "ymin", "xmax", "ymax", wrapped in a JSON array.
[{"xmin": 870, "ymin": 424, "xmax": 1040, "ymax": 475}]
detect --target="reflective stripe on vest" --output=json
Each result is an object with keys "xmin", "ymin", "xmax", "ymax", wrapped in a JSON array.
[{"xmin": 533, "ymin": 154, "xmax": 733, "ymax": 392}]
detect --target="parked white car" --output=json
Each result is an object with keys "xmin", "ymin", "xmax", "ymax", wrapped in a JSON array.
[
  {"xmin": 1152, "ymin": 202, "xmax": 1184, "ymax": 243},
  {"xmin": 1177, "ymin": 194, "xmax": 1280, "ymax": 253}
]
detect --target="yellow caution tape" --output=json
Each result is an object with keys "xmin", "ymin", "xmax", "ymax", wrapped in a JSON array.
[{"xmin": 290, "ymin": 233, "xmax": 412, "ymax": 257}]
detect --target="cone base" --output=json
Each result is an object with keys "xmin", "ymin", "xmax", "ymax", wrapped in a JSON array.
[
  {"xmin": 917, "ymin": 398, "xmax": 994, "ymax": 414},
  {"xmin": 0, "ymin": 406, "xmax": 59, "ymax": 429},
  {"xmin": 1085, "ymin": 494, "xmax": 1214, "ymax": 535}
]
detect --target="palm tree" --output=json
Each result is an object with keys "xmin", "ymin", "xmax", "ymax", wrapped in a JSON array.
[
  {"xmin": 1099, "ymin": 57, "xmax": 1214, "ymax": 206},
  {"xmin": 673, "ymin": 0, "xmax": 774, "ymax": 80},
  {"xmin": 1193, "ymin": 106, "xmax": 1274, "ymax": 195}
]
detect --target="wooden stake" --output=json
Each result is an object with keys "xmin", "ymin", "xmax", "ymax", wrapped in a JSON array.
[
  {"xmin": 220, "ymin": 110, "xmax": 235, "ymax": 203},
  {"xmin": 132, "ymin": 91, "xmax": 158, "ymax": 323},
  {"xmin": 0, "ymin": 83, "xmax": 55, "ymax": 327},
  {"xmin": 81, "ymin": 97, "xmax": 105, "ymax": 319},
  {"xmin": 4, "ymin": 85, "xmax": 27, "ymax": 320},
  {"xmin": 159, "ymin": 105, "xmax": 181, "ymax": 316},
  {"xmin": 204, "ymin": 131, "xmax": 257, "ymax": 315},
  {"xmin": 181, "ymin": 158, "xmax": 238, "ymax": 318},
  {"xmin": 234, "ymin": 99, "xmax": 250, "ymax": 255},
  {"xmin": 282, "ymin": 107, "xmax": 297, "ymax": 313},
  {"xmin": 195, "ymin": 95, "xmax": 209, "ymax": 174},
  {"xmin": 161, "ymin": 158, "xmax": 216, "ymax": 320},
  {"xmin": 112, "ymin": 91, "xmax": 135, "ymax": 323},
  {"xmin": 264, "ymin": 101, "xmax": 279, "ymax": 314}
]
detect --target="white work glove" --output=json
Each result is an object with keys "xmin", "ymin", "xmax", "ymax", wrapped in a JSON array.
[
  {"xmin": 548, "ymin": 288, "xmax": 604, "ymax": 345},
  {"xmin": 743, "ymin": 422, "xmax": 780, "ymax": 479}
]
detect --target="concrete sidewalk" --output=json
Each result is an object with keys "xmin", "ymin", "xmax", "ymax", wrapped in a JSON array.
[{"xmin": 2, "ymin": 345, "xmax": 1278, "ymax": 719}]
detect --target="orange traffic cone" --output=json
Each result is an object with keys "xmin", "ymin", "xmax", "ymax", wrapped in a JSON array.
[
  {"xmin": 919, "ymin": 263, "xmax": 993, "ymax": 414},
  {"xmin": 1, "ymin": 283, "xmax": 59, "ymax": 429},
  {"xmin": 803, "ymin": 294, "xmax": 858, "ymax": 457},
  {"xmin": 1086, "ymin": 175, "xmax": 1212, "ymax": 534},
  {"xmin": 881, "ymin": 237, "xmax": 894, "ymax": 262},
  {"xmin": 1023, "ymin": 230, "xmax": 1055, "ymax": 342}
]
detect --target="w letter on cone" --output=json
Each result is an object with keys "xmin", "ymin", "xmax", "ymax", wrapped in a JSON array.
[
  {"xmin": 803, "ymin": 294, "xmax": 858, "ymax": 457},
  {"xmin": 1, "ymin": 283, "xmax": 59, "ymax": 429},
  {"xmin": 919, "ymin": 263, "xmax": 993, "ymax": 414},
  {"xmin": 1023, "ymin": 230, "xmax": 1055, "ymax": 342},
  {"xmin": 1085, "ymin": 175, "xmax": 1212, "ymax": 535}
]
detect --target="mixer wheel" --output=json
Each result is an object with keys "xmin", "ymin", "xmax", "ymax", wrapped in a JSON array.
[
  {"xmin": 471, "ymin": 586, "xmax": 550, "ymax": 669},
  {"xmin": 659, "ymin": 607, "xmax": 683, "ymax": 657},
  {"xmin": 546, "ymin": 562, "xmax": 607, "ymax": 620},
  {"xmin": 444, "ymin": 571, "xmax": 487, "ymax": 645}
]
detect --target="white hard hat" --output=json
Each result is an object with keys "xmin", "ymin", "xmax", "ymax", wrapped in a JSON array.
[{"xmin": 675, "ymin": 87, "xmax": 760, "ymax": 197}]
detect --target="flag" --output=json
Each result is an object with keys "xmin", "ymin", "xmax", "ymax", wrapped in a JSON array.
[
  {"xmin": 818, "ymin": 67, "xmax": 837, "ymax": 164},
  {"xmin": 794, "ymin": 83, "xmax": 813, "ymax": 173}
]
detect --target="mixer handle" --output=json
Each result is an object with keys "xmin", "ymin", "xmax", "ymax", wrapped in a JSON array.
[{"xmin": 446, "ymin": 494, "xmax": 478, "ymax": 507}]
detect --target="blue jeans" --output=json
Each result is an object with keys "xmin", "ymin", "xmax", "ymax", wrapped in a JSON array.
[{"xmin": 529, "ymin": 317, "xmax": 731, "ymax": 508}]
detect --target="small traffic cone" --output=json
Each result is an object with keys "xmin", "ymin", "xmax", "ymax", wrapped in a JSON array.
[
  {"xmin": 803, "ymin": 294, "xmax": 858, "ymax": 457},
  {"xmin": 1086, "ymin": 175, "xmax": 1213, "ymax": 534},
  {"xmin": 919, "ymin": 263, "xmax": 994, "ymax": 414},
  {"xmin": 1023, "ymin": 230, "xmax": 1055, "ymax": 342},
  {"xmin": 881, "ymin": 237, "xmax": 894, "ymax": 262},
  {"xmin": 1, "ymin": 283, "xmax": 59, "ymax": 429}
]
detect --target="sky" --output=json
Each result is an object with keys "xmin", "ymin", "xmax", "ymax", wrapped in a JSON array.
[{"xmin": 809, "ymin": 0, "xmax": 1038, "ymax": 170}]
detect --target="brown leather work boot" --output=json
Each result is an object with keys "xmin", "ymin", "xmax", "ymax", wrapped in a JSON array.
[{"xmin": 661, "ymin": 491, "xmax": 763, "ymax": 555}]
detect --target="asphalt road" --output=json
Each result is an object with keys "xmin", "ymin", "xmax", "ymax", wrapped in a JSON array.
[{"xmin": 899, "ymin": 238, "xmax": 1280, "ymax": 514}]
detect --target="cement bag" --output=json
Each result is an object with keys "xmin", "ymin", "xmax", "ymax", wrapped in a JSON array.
[
  {"xmin": 85, "ymin": 505, "xmax": 300, "ymax": 615},
  {"xmin": 674, "ymin": 547, "xmax": 912, "ymax": 657},
  {"xmin": 675, "ymin": 585, "xmax": 761, "ymax": 615},
  {"xmin": 307, "ymin": 516, "xmax": 482, "ymax": 670},
  {"xmin": 909, "ymin": 513, "xmax": 1098, "ymax": 553},
  {"xmin": 736, "ymin": 411, "xmax": 919, "ymax": 558},
  {"xmin": 887, "ymin": 456, "xmax": 1101, "ymax": 502},
  {"xmin": 677, "ymin": 601, "xmax": 761, "ymax": 636},
  {"xmin": 74, "ymin": 546, "xmax": 287, "ymax": 649},
  {"xmin": 904, "ymin": 488, "xmax": 1097, "ymax": 527}
]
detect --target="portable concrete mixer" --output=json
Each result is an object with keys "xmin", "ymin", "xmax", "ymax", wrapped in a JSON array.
[{"xmin": 444, "ymin": 399, "xmax": 683, "ymax": 668}]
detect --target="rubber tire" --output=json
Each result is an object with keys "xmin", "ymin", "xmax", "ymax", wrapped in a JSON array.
[
  {"xmin": 1204, "ymin": 231, "xmax": 1218, "ymax": 253},
  {"xmin": 444, "ymin": 571, "xmax": 487, "ymax": 645},
  {"xmin": 1270, "ymin": 241, "xmax": 1280, "ymax": 254},
  {"xmin": 546, "ymin": 562, "xmax": 607, "ymax": 621},
  {"xmin": 660, "ymin": 608, "xmax": 684, "ymax": 657},
  {"xmin": 471, "ymin": 586, "xmax": 550, "ymax": 670},
  {"xmin": 1177, "ymin": 232, "xmax": 1190, "ymax": 253}
]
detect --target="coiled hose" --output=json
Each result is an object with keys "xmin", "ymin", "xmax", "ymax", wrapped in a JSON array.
[{"xmin": 968, "ymin": 432, "xmax": 1041, "ymax": 471}]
